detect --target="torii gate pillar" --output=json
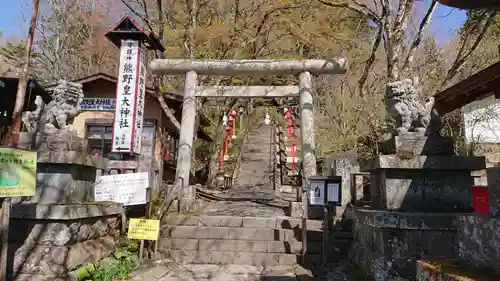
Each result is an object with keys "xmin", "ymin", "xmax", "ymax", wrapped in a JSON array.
[{"xmin": 150, "ymin": 59, "xmax": 348, "ymax": 206}]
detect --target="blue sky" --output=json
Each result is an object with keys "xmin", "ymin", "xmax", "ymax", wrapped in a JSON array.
[{"xmin": 0, "ymin": 0, "xmax": 467, "ymax": 44}]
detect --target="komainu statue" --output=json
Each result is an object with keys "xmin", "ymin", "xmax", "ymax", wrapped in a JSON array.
[
  {"xmin": 384, "ymin": 79, "xmax": 442, "ymax": 136},
  {"xmin": 22, "ymin": 79, "xmax": 84, "ymax": 134}
]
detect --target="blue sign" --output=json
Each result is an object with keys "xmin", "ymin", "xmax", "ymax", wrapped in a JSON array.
[{"xmin": 79, "ymin": 98, "xmax": 115, "ymax": 111}]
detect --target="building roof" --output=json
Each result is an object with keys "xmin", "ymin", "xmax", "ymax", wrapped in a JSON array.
[
  {"xmin": 104, "ymin": 15, "xmax": 165, "ymax": 52},
  {"xmin": 437, "ymin": 0, "xmax": 500, "ymax": 9},
  {"xmin": 434, "ymin": 61, "xmax": 500, "ymax": 115}
]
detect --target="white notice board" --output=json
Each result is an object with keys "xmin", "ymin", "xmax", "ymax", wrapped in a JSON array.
[
  {"xmin": 309, "ymin": 181, "xmax": 324, "ymax": 205},
  {"xmin": 94, "ymin": 172, "xmax": 149, "ymax": 205},
  {"xmin": 327, "ymin": 183, "xmax": 340, "ymax": 203}
]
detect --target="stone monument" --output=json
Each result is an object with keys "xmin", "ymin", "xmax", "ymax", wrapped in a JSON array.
[
  {"xmin": 351, "ymin": 79, "xmax": 486, "ymax": 280},
  {"xmin": 21, "ymin": 79, "xmax": 86, "ymax": 152},
  {"xmin": 7, "ymin": 79, "xmax": 120, "ymax": 280},
  {"xmin": 17, "ymin": 79, "xmax": 104, "ymax": 204}
]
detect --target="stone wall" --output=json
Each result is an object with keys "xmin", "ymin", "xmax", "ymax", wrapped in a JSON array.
[
  {"xmin": 457, "ymin": 215, "xmax": 500, "ymax": 276},
  {"xmin": 351, "ymin": 209, "xmax": 459, "ymax": 281},
  {"xmin": 7, "ymin": 204, "xmax": 123, "ymax": 281}
]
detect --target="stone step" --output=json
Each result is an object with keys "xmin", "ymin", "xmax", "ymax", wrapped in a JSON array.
[
  {"xmin": 162, "ymin": 215, "xmax": 323, "ymax": 230},
  {"xmin": 159, "ymin": 238, "xmax": 322, "ymax": 254},
  {"xmin": 159, "ymin": 250, "xmax": 321, "ymax": 266},
  {"xmin": 160, "ymin": 226, "xmax": 323, "ymax": 242},
  {"xmin": 276, "ymin": 156, "xmax": 302, "ymax": 163}
]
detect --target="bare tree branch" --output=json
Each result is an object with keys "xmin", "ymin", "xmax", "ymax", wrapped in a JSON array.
[
  {"xmin": 316, "ymin": 0, "xmax": 381, "ymax": 24},
  {"xmin": 442, "ymin": 11, "xmax": 496, "ymax": 87},
  {"xmin": 359, "ymin": 23, "xmax": 384, "ymax": 95},
  {"xmin": 401, "ymin": 0, "xmax": 437, "ymax": 73}
]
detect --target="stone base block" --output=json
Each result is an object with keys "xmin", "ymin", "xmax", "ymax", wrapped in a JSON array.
[
  {"xmin": 380, "ymin": 135, "xmax": 454, "ymax": 156},
  {"xmin": 486, "ymin": 167, "xmax": 500, "ymax": 216},
  {"xmin": 288, "ymin": 202, "xmax": 330, "ymax": 219},
  {"xmin": 351, "ymin": 209, "xmax": 460, "ymax": 280},
  {"xmin": 289, "ymin": 202, "xmax": 303, "ymax": 218},
  {"xmin": 364, "ymin": 155, "xmax": 485, "ymax": 212},
  {"xmin": 457, "ymin": 215, "xmax": 500, "ymax": 276},
  {"xmin": 168, "ymin": 199, "xmax": 205, "ymax": 213},
  {"xmin": 280, "ymin": 185, "xmax": 293, "ymax": 193}
]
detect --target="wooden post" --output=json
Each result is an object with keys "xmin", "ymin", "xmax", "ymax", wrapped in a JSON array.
[
  {"xmin": 7, "ymin": 0, "xmax": 40, "ymax": 148},
  {"xmin": 0, "ymin": 199, "xmax": 10, "ymax": 281}
]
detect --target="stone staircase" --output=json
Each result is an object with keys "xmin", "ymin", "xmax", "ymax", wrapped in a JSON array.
[
  {"xmin": 158, "ymin": 215, "xmax": 323, "ymax": 266},
  {"xmin": 234, "ymin": 124, "xmax": 273, "ymax": 188}
]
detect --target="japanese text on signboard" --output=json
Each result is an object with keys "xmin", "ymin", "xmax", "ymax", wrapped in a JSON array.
[
  {"xmin": 0, "ymin": 148, "xmax": 37, "ymax": 197},
  {"xmin": 127, "ymin": 218, "xmax": 160, "ymax": 241},
  {"xmin": 94, "ymin": 172, "xmax": 149, "ymax": 205},
  {"xmin": 112, "ymin": 40, "xmax": 140, "ymax": 153},
  {"xmin": 133, "ymin": 46, "xmax": 147, "ymax": 153},
  {"xmin": 79, "ymin": 98, "xmax": 115, "ymax": 111}
]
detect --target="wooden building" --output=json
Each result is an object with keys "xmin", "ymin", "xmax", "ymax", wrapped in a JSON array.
[
  {"xmin": 0, "ymin": 73, "xmax": 52, "ymax": 144},
  {"xmin": 43, "ymin": 72, "xmax": 212, "ymax": 181}
]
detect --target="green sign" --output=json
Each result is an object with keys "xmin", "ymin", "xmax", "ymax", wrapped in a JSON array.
[
  {"xmin": 0, "ymin": 80, "xmax": 5, "ymax": 88},
  {"xmin": 0, "ymin": 148, "xmax": 37, "ymax": 197}
]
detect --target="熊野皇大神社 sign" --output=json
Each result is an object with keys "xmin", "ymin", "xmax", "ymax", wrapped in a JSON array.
[{"xmin": 111, "ymin": 39, "xmax": 147, "ymax": 154}]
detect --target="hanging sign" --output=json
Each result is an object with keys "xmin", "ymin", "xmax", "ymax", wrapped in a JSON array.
[
  {"xmin": 133, "ymin": 45, "xmax": 147, "ymax": 153},
  {"xmin": 79, "ymin": 98, "xmax": 116, "ymax": 111},
  {"xmin": 0, "ymin": 148, "xmax": 37, "ymax": 197},
  {"xmin": 111, "ymin": 40, "xmax": 143, "ymax": 153}
]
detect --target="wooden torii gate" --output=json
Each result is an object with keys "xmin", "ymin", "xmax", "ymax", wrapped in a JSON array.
[{"xmin": 150, "ymin": 59, "xmax": 348, "ymax": 209}]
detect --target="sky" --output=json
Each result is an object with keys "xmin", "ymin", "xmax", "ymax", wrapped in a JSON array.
[{"xmin": 0, "ymin": 0, "xmax": 467, "ymax": 45}]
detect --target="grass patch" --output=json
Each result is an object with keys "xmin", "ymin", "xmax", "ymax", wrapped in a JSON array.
[{"xmin": 76, "ymin": 237, "xmax": 139, "ymax": 281}]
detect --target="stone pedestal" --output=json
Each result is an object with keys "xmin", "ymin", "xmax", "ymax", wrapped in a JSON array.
[
  {"xmin": 352, "ymin": 135, "xmax": 487, "ymax": 280},
  {"xmin": 14, "ymin": 132, "xmax": 107, "ymax": 204},
  {"xmin": 456, "ymin": 215, "xmax": 500, "ymax": 276},
  {"xmin": 365, "ymin": 154, "xmax": 484, "ymax": 212},
  {"xmin": 364, "ymin": 136, "xmax": 485, "ymax": 213},
  {"xmin": 12, "ymin": 151, "xmax": 107, "ymax": 204},
  {"xmin": 18, "ymin": 132, "xmax": 87, "ymax": 153}
]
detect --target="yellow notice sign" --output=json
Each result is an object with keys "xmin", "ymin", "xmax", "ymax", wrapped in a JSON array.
[
  {"xmin": 0, "ymin": 148, "xmax": 37, "ymax": 197},
  {"xmin": 127, "ymin": 218, "xmax": 160, "ymax": 241}
]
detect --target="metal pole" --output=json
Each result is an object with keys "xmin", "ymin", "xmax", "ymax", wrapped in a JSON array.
[
  {"xmin": 8, "ymin": 0, "xmax": 40, "ymax": 148},
  {"xmin": 2, "ymin": 2, "xmax": 40, "ymax": 280}
]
